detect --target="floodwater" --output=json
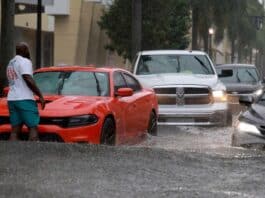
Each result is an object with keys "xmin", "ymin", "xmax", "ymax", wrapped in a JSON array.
[{"xmin": 1, "ymin": 115, "xmax": 265, "ymax": 197}]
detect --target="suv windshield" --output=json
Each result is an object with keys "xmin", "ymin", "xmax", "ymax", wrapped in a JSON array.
[
  {"xmin": 136, "ymin": 54, "xmax": 214, "ymax": 75},
  {"xmin": 33, "ymin": 71, "xmax": 110, "ymax": 96},
  {"xmin": 217, "ymin": 67, "xmax": 259, "ymax": 84}
]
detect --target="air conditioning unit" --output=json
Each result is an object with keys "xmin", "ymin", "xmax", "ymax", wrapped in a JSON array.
[{"xmin": 45, "ymin": 0, "xmax": 69, "ymax": 15}]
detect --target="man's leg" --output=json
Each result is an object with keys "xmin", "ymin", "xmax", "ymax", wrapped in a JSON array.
[
  {"xmin": 9, "ymin": 124, "xmax": 23, "ymax": 141},
  {"xmin": 8, "ymin": 101, "xmax": 23, "ymax": 141},
  {"xmin": 28, "ymin": 127, "xmax": 39, "ymax": 141},
  {"xmin": 19, "ymin": 100, "xmax": 40, "ymax": 141}
]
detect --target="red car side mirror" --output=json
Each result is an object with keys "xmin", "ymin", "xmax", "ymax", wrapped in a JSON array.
[{"xmin": 116, "ymin": 88, "xmax": 133, "ymax": 97}]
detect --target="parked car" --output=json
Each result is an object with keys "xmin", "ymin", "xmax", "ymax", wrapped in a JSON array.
[
  {"xmin": 232, "ymin": 93, "xmax": 265, "ymax": 148},
  {"xmin": 0, "ymin": 66, "xmax": 158, "ymax": 145},
  {"xmin": 132, "ymin": 50, "xmax": 231, "ymax": 126},
  {"xmin": 216, "ymin": 64, "xmax": 264, "ymax": 104}
]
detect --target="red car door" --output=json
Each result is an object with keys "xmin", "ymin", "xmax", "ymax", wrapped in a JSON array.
[
  {"xmin": 112, "ymin": 72, "xmax": 139, "ymax": 143},
  {"xmin": 122, "ymin": 72, "xmax": 151, "ymax": 136}
]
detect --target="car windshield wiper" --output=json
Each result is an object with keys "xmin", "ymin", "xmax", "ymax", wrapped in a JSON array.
[
  {"xmin": 246, "ymin": 70, "xmax": 257, "ymax": 82},
  {"xmin": 236, "ymin": 71, "xmax": 241, "ymax": 83},
  {"xmin": 194, "ymin": 56, "xmax": 210, "ymax": 74},
  {"xmin": 93, "ymin": 73, "xmax": 102, "ymax": 96},
  {"xmin": 176, "ymin": 57, "xmax": 181, "ymax": 72},
  {"xmin": 57, "ymin": 72, "xmax": 67, "ymax": 95}
]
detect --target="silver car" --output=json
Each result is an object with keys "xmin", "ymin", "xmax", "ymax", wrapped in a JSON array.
[
  {"xmin": 133, "ymin": 50, "xmax": 231, "ymax": 126},
  {"xmin": 216, "ymin": 64, "xmax": 264, "ymax": 104},
  {"xmin": 232, "ymin": 94, "xmax": 265, "ymax": 148}
]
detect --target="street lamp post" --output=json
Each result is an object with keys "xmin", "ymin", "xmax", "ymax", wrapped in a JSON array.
[
  {"xmin": 208, "ymin": 28, "xmax": 214, "ymax": 60},
  {"xmin": 36, "ymin": 0, "xmax": 42, "ymax": 69}
]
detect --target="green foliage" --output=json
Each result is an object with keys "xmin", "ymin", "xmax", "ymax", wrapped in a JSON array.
[
  {"xmin": 98, "ymin": 0, "xmax": 131, "ymax": 59},
  {"xmin": 190, "ymin": 0, "xmax": 265, "ymax": 62},
  {"xmin": 98, "ymin": 0, "xmax": 191, "ymax": 61}
]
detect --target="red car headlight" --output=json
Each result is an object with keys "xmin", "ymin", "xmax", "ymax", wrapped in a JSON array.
[
  {"xmin": 67, "ymin": 115, "xmax": 99, "ymax": 127},
  {"xmin": 49, "ymin": 115, "xmax": 99, "ymax": 128}
]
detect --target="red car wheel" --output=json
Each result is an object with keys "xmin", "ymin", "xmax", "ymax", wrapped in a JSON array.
[
  {"xmin": 100, "ymin": 117, "xmax": 116, "ymax": 145},
  {"xmin": 148, "ymin": 111, "xmax": 157, "ymax": 136}
]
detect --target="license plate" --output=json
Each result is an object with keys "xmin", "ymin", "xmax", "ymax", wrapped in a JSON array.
[{"xmin": 228, "ymin": 95, "xmax": 239, "ymax": 103}]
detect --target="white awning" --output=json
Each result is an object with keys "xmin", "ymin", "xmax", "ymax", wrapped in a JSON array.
[{"xmin": 15, "ymin": 0, "xmax": 54, "ymax": 6}]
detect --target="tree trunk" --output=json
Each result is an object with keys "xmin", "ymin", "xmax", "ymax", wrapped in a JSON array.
[
  {"xmin": 203, "ymin": 28, "xmax": 209, "ymax": 54},
  {"xmin": 249, "ymin": 47, "xmax": 252, "ymax": 64},
  {"xmin": 238, "ymin": 42, "xmax": 242, "ymax": 62},
  {"xmin": 191, "ymin": 7, "xmax": 199, "ymax": 50},
  {"xmin": 131, "ymin": 0, "xmax": 142, "ymax": 62},
  {"xmin": 231, "ymin": 39, "xmax": 235, "ymax": 63},
  {"xmin": 0, "ymin": 0, "xmax": 15, "ymax": 94}
]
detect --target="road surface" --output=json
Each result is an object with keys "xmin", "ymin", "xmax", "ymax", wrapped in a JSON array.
[{"xmin": 0, "ymin": 124, "xmax": 265, "ymax": 197}]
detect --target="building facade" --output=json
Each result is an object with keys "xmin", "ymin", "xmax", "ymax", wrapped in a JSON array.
[{"xmin": 1, "ymin": 0, "xmax": 124, "ymax": 68}]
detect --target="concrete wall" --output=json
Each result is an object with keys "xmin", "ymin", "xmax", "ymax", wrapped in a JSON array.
[
  {"xmin": 53, "ymin": 0, "xmax": 125, "ymax": 67},
  {"xmin": 53, "ymin": 0, "xmax": 82, "ymax": 65},
  {"xmin": 1, "ymin": 0, "xmax": 128, "ymax": 68},
  {"xmin": 15, "ymin": 13, "xmax": 54, "ymax": 32},
  {"xmin": 75, "ymin": 1, "xmax": 94, "ymax": 65}
]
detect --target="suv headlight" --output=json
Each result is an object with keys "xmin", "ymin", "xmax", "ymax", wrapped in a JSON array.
[
  {"xmin": 212, "ymin": 90, "xmax": 227, "ymax": 102},
  {"xmin": 236, "ymin": 121, "xmax": 260, "ymax": 135},
  {"xmin": 254, "ymin": 88, "xmax": 263, "ymax": 97}
]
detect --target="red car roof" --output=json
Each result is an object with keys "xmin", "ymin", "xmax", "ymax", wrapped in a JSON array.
[{"xmin": 34, "ymin": 65, "xmax": 128, "ymax": 73}]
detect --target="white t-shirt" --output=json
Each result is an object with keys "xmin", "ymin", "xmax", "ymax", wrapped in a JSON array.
[{"xmin": 7, "ymin": 55, "xmax": 35, "ymax": 101}]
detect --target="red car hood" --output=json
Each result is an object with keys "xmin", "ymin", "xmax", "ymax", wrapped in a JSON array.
[{"xmin": 0, "ymin": 95, "xmax": 109, "ymax": 117}]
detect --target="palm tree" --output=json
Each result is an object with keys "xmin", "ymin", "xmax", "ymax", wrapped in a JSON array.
[
  {"xmin": 190, "ymin": 0, "xmax": 228, "ymax": 53},
  {"xmin": 190, "ymin": 0, "xmax": 264, "ymax": 63}
]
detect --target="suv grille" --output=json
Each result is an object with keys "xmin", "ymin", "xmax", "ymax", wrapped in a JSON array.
[{"xmin": 154, "ymin": 86, "xmax": 212, "ymax": 105}]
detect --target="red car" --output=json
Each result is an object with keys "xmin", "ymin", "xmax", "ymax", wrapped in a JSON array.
[{"xmin": 0, "ymin": 66, "xmax": 158, "ymax": 145}]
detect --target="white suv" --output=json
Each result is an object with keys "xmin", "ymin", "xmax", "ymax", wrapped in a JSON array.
[{"xmin": 133, "ymin": 50, "xmax": 231, "ymax": 126}]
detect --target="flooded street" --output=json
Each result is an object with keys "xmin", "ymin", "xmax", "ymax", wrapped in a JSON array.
[
  {"xmin": 1, "ymin": 120, "xmax": 265, "ymax": 197},
  {"xmin": 139, "ymin": 125, "xmax": 232, "ymax": 153},
  {"xmin": 1, "ymin": 0, "xmax": 265, "ymax": 197}
]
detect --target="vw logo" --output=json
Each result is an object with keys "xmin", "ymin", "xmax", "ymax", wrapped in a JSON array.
[{"xmin": 176, "ymin": 87, "xmax": 185, "ymax": 105}]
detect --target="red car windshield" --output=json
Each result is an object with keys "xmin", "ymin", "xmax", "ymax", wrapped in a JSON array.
[{"xmin": 34, "ymin": 71, "xmax": 110, "ymax": 96}]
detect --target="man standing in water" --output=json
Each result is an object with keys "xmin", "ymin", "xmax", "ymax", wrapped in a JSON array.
[{"xmin": 6, "ymin": 42, "xmax": 45, "ymax": 141}]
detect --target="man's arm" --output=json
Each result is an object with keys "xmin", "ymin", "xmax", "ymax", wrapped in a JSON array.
[{"xmin": 22, "ymin": 74, "xmax": 45, "ymax": 109}]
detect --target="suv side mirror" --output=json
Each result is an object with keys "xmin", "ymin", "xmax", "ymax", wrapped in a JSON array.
[
  {"xmin": 218, "ymin": 69, "xmax": 233, "ymax": 78},
  {"xmin": 239, "ymin": 95, "xmax": 253, "ymax": 107}
]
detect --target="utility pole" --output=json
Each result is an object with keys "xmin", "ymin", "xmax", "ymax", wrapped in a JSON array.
[
  {"xmin": 36, "ymin": 0, "xmax": 42, "ymax": 69},
  {"xmin": 0, "ymin": 0, "xmax": 15, "ymax": 93},
  {"xmin": 131, "ymin": 0, "xmax": 142, "ymax": 61}
]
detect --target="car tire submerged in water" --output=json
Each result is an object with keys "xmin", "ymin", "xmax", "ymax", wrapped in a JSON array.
[
  {"xmin": 226, "ymin": 111, "xmax": 233, "ymax": 126},
  {"xmin": 148, "ymin": 111, "xmax": 157, "ymax": 136},
  {"xmin": 231, "ymin": 133, "xmax": 239, "ymax": 147},
  {"xmin": 219, "ymin": 111, "xmax": 233, "ymax": 127},
  {"xmin": 100, "ymin": 117, "xmax": 116, "ymax": 145}
]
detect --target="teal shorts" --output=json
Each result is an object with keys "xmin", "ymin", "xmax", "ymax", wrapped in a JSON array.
[{"xmin": 8, "ymin": 100, "xmax": 40, "ymax": 128}]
